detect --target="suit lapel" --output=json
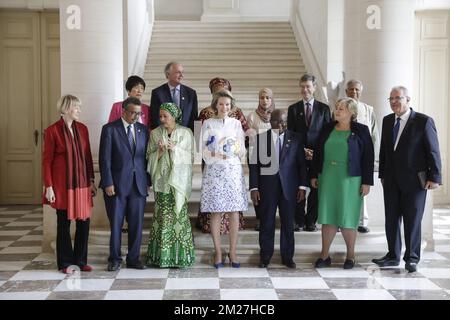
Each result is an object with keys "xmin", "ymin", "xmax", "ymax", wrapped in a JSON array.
[
  {"xmin": 297, "ymin": 101, "xmax": 307, "ymax": 126},
  {"xmin": 116, "ymin": 120, "xmax": 133, "ymax": 154},
  {"xmin": 396, "ymin": 109, "xmax": 416, "ymax": 151},
  {"xmin": 180, "ymin": 85, "xmax": 191, "ymax": 125},
  {"xmin": 163, "ymin": 83, "xmax": 173, "ymax": 103},
  {"xmin": 280, "ymin": 131, "xmax": 290, "ymax": 162}
]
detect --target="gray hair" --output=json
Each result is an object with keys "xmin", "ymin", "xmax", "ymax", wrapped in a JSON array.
[
  {"xmin": 57, "ymin": 94, "xmax": 81, "ymax": 115},
  {"xmin": 164, "ymin": 61, "xmax": 179, "ymax": 78},
  {"xmin": 299, "ymin": 73, "xmax": 316, "ymax": 86},
  {"xmin": 346, "ymin": 79, "xmax": 363, "ymax": 90},
  {"xmin": 335, "ymin": 97, "xmax": 358, "ymax": 122},
  {"xmin": 391, "ymin": 85, "xmax": 410, "ymax": 99}
]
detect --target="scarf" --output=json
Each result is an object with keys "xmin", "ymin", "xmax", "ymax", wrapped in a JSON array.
[
  {"xmin": 160, "ymin": 102, "xmax": 182, "ymax": 124},
  {"xmin": 256, "ymin": 88, "xmax": 275, "ymax": 123},
  {"xmin": 62, "ymin": 119, "xmax": 92, "ymax": 220}
]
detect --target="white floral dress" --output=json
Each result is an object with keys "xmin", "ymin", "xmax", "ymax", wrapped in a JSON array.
[{"xmin": 200, "ymin": 117, "xmax": 248, "ymax": 213}]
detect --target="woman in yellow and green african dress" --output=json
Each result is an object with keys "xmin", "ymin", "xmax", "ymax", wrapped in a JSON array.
[{"xmin": 146, "ymin": 102, "xmax": 195, "ymax": 267}]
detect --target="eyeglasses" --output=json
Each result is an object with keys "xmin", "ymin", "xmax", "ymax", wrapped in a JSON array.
[
  {"xmin": 126, "ymin": 110, "xmax": 143, "ymax": 117},
  {"xmin": 387, "ymin": 96, "xmax": 405, "ymax": 102}
]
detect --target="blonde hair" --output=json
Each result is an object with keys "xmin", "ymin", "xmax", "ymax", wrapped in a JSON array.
[
  {"xmin": 335, "ymin": 97, "xmax": 358, "ymax": 122},
  {"xmin": 211, "ymin": 89, "xmax": 236, "ymax": 114},
  {"xmin": 57, "ymin": 94, "xmax": 81, "ymax": 115}
]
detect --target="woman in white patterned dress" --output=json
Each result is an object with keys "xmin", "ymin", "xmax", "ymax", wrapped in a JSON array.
[{"xmin": 200, "ymin": 90, "xmax": 248, "ymax": 268}]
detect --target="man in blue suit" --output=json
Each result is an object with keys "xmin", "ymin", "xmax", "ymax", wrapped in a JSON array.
[
  {"xmin": 99, "ymin": 97, "xmax": 150, "ymax": 271},
  {"xmin": 150, "ymin": 61, "xmax": 198, "ymax": 132},
  {"xmin": 373, "ymin": 86, "xmax": 442, "ymax": 273},
  {"xmin": 249, "ymin": 109, "xmax": 307, "ymax": 269}
]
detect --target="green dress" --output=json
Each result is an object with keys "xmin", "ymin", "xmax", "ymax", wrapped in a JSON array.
[
  {"xmin": 317, "ymin": 129, "xmax": 362, "ymax": 229},
  {"xmin": 146, "ymin": 125, "xmax": 195, "ymax": 267}
]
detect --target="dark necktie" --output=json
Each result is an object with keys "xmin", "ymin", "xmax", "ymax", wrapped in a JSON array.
[
  {"xmin": 127, "ymin": 124, "xmax": 135, "ymax": 153},
  {"xmin": 305, "ymin": 102, "xmax": 312, "ymax": 127},
  {"xmin": 392, "ymin": 117, "xmax": 401, "ymax": 147}
]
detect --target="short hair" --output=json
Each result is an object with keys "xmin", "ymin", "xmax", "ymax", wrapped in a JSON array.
[
  {"xmin": 210, "ymin": 90, "xmax": 236, "ymax": 114},
  {"xmin": 335, "ymin": 97, "xmax": 358, "ymax": 122},
  {"xmin": 125, "ymin": 75, "xmax": 146, "ymax": 92},
  {"xmin": 164, "ymin": 61, "xmax": 180, "ymax": 77},
  {"xmin": 299, "ymin": 73, "xmax": 316, "ymax": 85},
  {"xmin": 122, "ymin": 97, "xmax": 141, "ymax": 110},
  {"xmin": 346, "ymin": 79, "xmax": 363, "ymax": 90},
  {"xmin": 391, "ymin": 85, "xmax": 410, "ymax": 99},
  {"xmin": 57, "ymin": 94, "xmax": 81, "ymax": 115}
]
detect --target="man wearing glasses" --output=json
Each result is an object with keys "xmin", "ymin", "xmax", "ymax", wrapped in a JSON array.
[
  {"xmin": 99, "ymin": 97, "xmax": 150, "ymax": 271},
  {"xmin": 373, "ymin": 86, "xmax": 442, "ymax": 273}
]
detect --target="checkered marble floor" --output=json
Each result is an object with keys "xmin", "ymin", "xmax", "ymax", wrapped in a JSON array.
[{"xmin": 1, "ymin": 205, "xmax": 450, "ymax": 300}]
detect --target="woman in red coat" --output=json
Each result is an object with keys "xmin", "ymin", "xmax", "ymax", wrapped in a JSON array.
[{"xmin": 43, "ymin": 94, "xmax": 97, "ymax": 274}]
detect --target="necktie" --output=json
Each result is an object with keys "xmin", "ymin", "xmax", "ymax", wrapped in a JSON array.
[
  {"xmin": 127, "ymin": 124, "xmax": 135, "ymax": 153},
  {"xmin": 172, "ymin": 87, "xmax": 180, "ymax": 107},
  {"xmin": 276, "ymin": 134, "xmax": 282, "ymax": 160},
  {"xmin": 392, "ymin": 117, "xmax": 401, "ymax": 147},
  {"xmin": 305, "ymin": 102, "xmax": 312, "ymax": 127}
]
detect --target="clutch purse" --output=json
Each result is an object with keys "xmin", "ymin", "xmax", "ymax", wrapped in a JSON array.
[{"xmin": 417, "ymin": 171, "xmax": 427, "ymax": 189}]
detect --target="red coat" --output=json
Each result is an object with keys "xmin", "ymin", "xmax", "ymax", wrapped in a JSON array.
[{"xmin": 42, "ymin": 119, "xmax": 94, "ymax": 210}]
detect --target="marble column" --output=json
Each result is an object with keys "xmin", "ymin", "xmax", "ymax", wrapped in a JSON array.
[{"xmin": 43, "ymin": 0, "xmax": 124, "ymax": 253}]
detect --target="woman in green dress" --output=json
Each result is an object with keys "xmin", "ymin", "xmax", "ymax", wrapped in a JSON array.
[
  {"xmin": 310, "ymin": 97, "xmax": 374, "ymax": 269},
  {"xmin": 146, "ymin": 103, "xmax": 195, "ymax": 267}
]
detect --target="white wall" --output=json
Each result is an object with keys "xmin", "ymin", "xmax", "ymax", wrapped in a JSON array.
[
  {"xmin": 125, "ymin": 0, "xmax": 153, "ymax": 79},
  {"xmin": 239, "ymin": 0, "xmax": 290, "ymax": 20},
  {"xmin": 154, "ymin": 0, "xmax": 202, "ymax": 20},
  {"xmin": 0, "ymin": 0, "xmax": 58, "ymax": 9},
  {"xmin": 415, "ymin": 0, "xmax": 450, "ymax": 10}
]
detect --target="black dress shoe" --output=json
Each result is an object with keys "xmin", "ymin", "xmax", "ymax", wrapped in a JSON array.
[
  {"xmin": 282, "ymin": 260, "xmax": 296, "ymax": 269},
  {"xmin": 304, "ymin": 224, "xmax": 318, "ymax": 232},
  {"xmin": 294, "ymin": 224, "xmax": 303, "ymax": 232},
  {"xmin": 107, "ymin": 261, "xmax": 121, "ymax": 272},
  {"xmin": 343, "ymin": 259, "xmax": 355, "ymax": 269},
  {"xmin": 314, "ymin": 257, "xmax": 331, "ymax": 268},
  {"xmin": 259, "ymin": 261, "xmax": 270, "ymax": 268},
  {"xmin": 126, "ymin": 261, "xmax": 147, "ymax": 269},
  {"xmin": 405, "ymin": 261, "xmax": 418, "ymax": 273},
  {"xmin": 357, "ymin": 226, "xmax": 370, "ymax": 233},
  {"xmin": 371, "ymin": 254, "xmax": 399, "ymax": 267}
]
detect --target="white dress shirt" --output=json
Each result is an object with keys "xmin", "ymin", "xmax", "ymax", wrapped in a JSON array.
[{"xmin": 393, "ymin": 107, "xmax": 411, "ymax": 151}]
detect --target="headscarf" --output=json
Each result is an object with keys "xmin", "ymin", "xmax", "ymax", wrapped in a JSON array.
[
  {"xmin": 160, "ymin": 102, "xmax": 182, "ymax": 124},
  {"xmin": 209, "ymin": 77, "xmax": 232, "ymax": 93},
  {"xmin": 256, "ymin": 88, "xmax": 275, "ymax": 123}
]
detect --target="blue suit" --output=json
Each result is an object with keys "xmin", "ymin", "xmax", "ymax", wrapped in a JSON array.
[
  {"xmin": 99, "ymin": 119, "xmax": 150, "ymax": 265},
  {"xmin": 150, "ymin": 83, "xmax": 198, "ymax": 131},
  {"xmin": 249, "ymin": 129, "xmax": 307, "ymax": 263},
  {"xmin": 379, "ymin": 109, "xmax": 441, "ymax": 263}
]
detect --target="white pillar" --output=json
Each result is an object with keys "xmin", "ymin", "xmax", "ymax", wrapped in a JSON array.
[
  {"xmin": 43, "ymin": 0, "xmax": 124, "ymax": 253},
  {"xmin": 358, "ymin": 0, "xmax": 415, "ymax": 124},
  {"xmin": 354, "ymin": 0, "xmax": 434, "ymax": 251}
]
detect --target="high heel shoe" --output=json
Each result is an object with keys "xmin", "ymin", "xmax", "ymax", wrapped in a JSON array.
[
  {"xmin": 228, "ymin": 254, "xmax": 240, "ymax": 268},
  {"xmin": 214, "ymin": 261, "xmax": 224, "ymax": 269}
]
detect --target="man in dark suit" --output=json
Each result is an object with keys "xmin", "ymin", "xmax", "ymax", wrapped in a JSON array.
[
  {"xmin": 99, "ymin": 97, "xmax": 150, "ymax": 271},
  {"xmin": 373, "ymin": 86, "xmax": 441, "ymax": 273},
  {"xmin": 249, "ymin": 109, "xmax": 307, "ymax": 269},
  {"xmin": 287, "ymin": 73, "xmax": 331, "ymax": 232},
  {"xmin": 150, "ymin": 61, "xmax": 198, "ymax": 131}
]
